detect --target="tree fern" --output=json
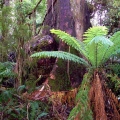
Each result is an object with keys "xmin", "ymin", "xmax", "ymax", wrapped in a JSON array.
[
  {"xmin": 83, "ymin": 27, "xmax": 120, "ymax": 68},
  {"xmin": 32, "ymin": 27, "xmax": 120, "ymax": 69},
  {"xmin": 31, "ymin": 26, "xmax": 120, "ymax": 120}
]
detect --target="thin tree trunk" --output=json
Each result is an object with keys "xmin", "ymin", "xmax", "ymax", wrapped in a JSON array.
[{"xmin": 14, "ymin": 0, "xmax": 24, "ymax": 88}]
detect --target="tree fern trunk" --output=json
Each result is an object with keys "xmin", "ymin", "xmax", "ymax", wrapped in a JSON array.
[
  {"xmin": 89, "ymin": 71, "xmax": 120, "ymax": 120},
  {"xmin": 93, "ymin": 72, "xmax": 107, "ymax": 120}
]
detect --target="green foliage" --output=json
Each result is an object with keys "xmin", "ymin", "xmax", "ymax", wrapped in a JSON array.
[
  {"xmin": 0, "ymin": 62, "xmax": 15, "ymax": 81},
  {"xmin": 107, "ymin": 63, "xmax": 120, "ymax": 76},
  {"xmin": 31, "ymin": 26, "xmax": 120, "ymax": 119},
  {"xmin": 0, "ymin": 89, "xmax": 12, "ymax": 102},
  {"xmin": 84, "ymin": 35, "xmax": 113, "ymax": 68},
  {"xmin": 105, "ymin": 0, "xmax": 120, "ymax": 29},
  {"xmin": 108, "ymin": 31, "xmax": 120, "ymax": 55},
  {"xmin": 0, "ymin": 5, "xmax": 14, "ymax": 61},
  {"xmin": 1, "ymin": 6, "xmax": 12, "ymax": 34},
  {"xmin": 0, "ymin": 88, "xmax": 49, "ymax": 120},
  {"xmin": 50, "ymin": 29, "xmax": 85, "ymax": 53},
  {"xmin": 49, "ymin": 27, "xmax": 120, "ymax": 69},
  {"xmin": 0, "ymin": 0, "xmax": 47, "ymax": 82},
  {"xmin": 107, "ymin": 74, "xmax": 120, "ymax": 93},
  {"xmin": 15, "ymin": 1, "xmax": 33, "ymax": 17},
  {"xmin": 29, "ymin": 101, "xmax": 48, "ymax": 120},
  {"xmin": 68, "ymin": 73, "xmax": 93, "ymax": 120},
  {"xmin": 15, "ymin": 0, "xmax": 47, "ymax": 30},
  {"xmin": 36, "ymin": 0, "xmax": 47, "ymax": 24}
]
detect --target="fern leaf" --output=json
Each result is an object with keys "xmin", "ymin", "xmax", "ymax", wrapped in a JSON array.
[
  {"xmin": 102, "ymin": 31, "xmax": 120, "ymax": 63},
  {"xmin": 89, "ymin": 36, "xmax": 113, "ymax": 46},
  {"xmin": 86, "ymin": 36, "xmax": 113, "ymax": 68},
  {"xmin": 50, "ymin": 29, "xmax": 87, "ymax": 56},
  {"xmin": 0, "ymin": 62, "xmax": 15, "ymax": 78},
  {"xmin": 31, "ymin": 51, "xmax": 90, "ymax": 67}
]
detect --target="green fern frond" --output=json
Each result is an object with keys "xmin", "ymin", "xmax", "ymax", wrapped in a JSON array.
[
  {"xmin": 0, "ymin": 69, "xmax": 14, "ymax": 77},
  {"xmin": 83, "ymin": 26, "xmax": 108, "ymax": 43},
  {"xmin": 102, "ymin": 31, "xmax": 120, "ymax": 63},
  {"xmin": 86, "ymin": 36, "xmax": 113, "ymax": 68},
  {"xmin": 31, "ymin": 51, "xmax": 90, "ymax": 67},
  {"xmin": 0, "ymin": 62, "xmax": 15, "ymax": 78},
  {"xmin": 31, "ymin": 27, "xmax": 120, "ymax": 70},
  {"xmin": 89, "ymin": 36, "xmax": 113, "ymax": 46},
  {"xmin": 30, "ymin": 101, "xmax": 39, "ymax": 119},
  {"xmin": 109, "ymin": 31, "xmax": 120, "ymax": 55},
  {"xmin": 0, "ymin": 90, "xmax": 12, "ymax": 101},
  {"xmin": 50, "ymin": 29, "xmax": 87, "ymax": 55},
  {"xmin": 110, "ymin": 31, "xmax": 120, "ymax": 42}
]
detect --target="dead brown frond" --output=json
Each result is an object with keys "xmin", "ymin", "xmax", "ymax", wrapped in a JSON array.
[{"xmin": 104, "ymin": 87, "xmax": 120, "ymax": 120}]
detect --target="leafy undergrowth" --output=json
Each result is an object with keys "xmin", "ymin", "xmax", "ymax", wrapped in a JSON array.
[
  {"xmin": 0, "ymin": 84, "xmax": 77, "ymax": 120},
  {"xmin": 0, "ymin": 74, "xmax": 120, "ymax": 120}
]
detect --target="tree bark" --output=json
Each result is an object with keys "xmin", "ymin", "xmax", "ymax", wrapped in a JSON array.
[{"xmin": 70, "ymin": 0, "xmax": 91, "ymax": 40}]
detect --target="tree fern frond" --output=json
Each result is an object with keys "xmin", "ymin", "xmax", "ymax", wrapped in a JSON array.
[
  {"xmin": 83, "ymin": 26, "xmax": 108, "ymax": 43},
  {"xmin": 110, "ymin": 31, "xmax": 120, "ymax": 42},
  {"xmin": 102, "ymin": 31, "xmax": 120, "ymax": 63},
  {"xmin": 50, "ymin": 29, "xmax": 87, "ymax": 56},
  {"xmin": 31, "ymin": 51, "xmax": 90, "ymax": 67},
  {"xmin": 89, "ymin": 36, "xmax": 113, "ymax": 46},
  {"xmin": 85, "ymin": 36, "xmax": 113, "ymax": 68},
  {"xmin": 112, "ymin": 49, "xmax": 120, "ymax": 55}
]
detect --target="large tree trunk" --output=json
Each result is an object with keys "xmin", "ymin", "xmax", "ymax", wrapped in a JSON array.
[
  {"xmin": 70, "ymin": 0, "xmax": 85, "ymax": 40},
  {"xmin": 42, "ymin": 0, "xmax": 91, "ymax": 90},
  {"xmin": 70, "ymin": 0, "xmax": 91, "ymax": 40}
]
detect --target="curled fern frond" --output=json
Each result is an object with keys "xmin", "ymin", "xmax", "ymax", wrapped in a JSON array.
[{"xmin": 31, "ymin": 51, "xmax": 90, "ymax": 67}]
